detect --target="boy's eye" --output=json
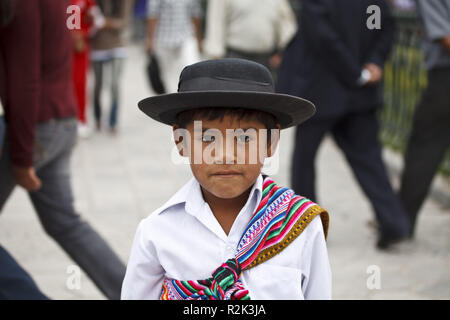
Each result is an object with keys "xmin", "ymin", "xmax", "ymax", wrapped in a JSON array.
[{"xmin": 202, "ymin": 135, "xmax": 215, "ymax": 142}]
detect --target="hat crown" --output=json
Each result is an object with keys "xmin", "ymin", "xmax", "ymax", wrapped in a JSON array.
[{"xmin": 177, "ymin": 58, "xmax": 274, "ymax": 93}]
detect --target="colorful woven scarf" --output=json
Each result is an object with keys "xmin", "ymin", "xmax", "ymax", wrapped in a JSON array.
[{"xmin": 160, "ymin": 176, "xmax": 329, "ymax": 300}]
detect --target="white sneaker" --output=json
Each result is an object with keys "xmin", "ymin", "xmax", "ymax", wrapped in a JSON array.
[{"xmin": 77, "ymin": 122, "xmax": 91, "ymax": 139}]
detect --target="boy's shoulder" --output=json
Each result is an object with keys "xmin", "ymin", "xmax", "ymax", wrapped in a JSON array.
[{"xmin": 140, "ymin": 177, "xmax": 197, "ymax": 225}]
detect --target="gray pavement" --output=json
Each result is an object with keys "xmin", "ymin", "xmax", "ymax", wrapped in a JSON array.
[{"xmin": 0, "ymin": 45, "xmax": 449, "ymax": 300}]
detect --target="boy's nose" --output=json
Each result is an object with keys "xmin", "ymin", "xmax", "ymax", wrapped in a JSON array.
[{"xmin": 215, "ymin": 138, "xmax": 236, "ymax": 164}]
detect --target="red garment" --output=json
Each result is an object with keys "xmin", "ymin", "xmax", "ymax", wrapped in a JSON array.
[
  {"xmin": 72, "ymin": 50, "xmax": 89, "ymax": 123},
  {"xmin": 0, "ymin": 0, "xmax": 77, "ymax": 167},
  {"xmin": 72, "ymin": 0, "xmax": 97, "ymax": 35},
  {"xmin": 71, "ymin": 0, "xmax": 97, "ymax": 124}
]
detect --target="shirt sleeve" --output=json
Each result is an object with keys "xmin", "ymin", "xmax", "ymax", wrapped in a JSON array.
[
  {"xmin": 203, "ymin": 0, "xmax": 227, "ymax": 58},
  {"xmin": 147, "ymin": 0, "xmax": 161, "ymax": 18},
  {"xmin": 300, "ymin": 216, "xmax": 332, "ymax": 300},
  {"xmin": 300, "ymin": 0, "xmax": 362, "ymax": 88},
  {"xmin": 121, "ymin": 219, "xmax": 165, "ymax": 300},
  {"xmin": 1, "ymin": 1, "xmax": 41, "ymax": 167},
  {"xmin": 190, "ymin": 0, "xmax": 202, "ymax": 19},
  {"xmin": 276, "ymin": 0, "xmax": 297, "ymax": 51},
  {"xmin": 417, "ymin": 0, "xmax": 450, "ymax": 41},
  {"xmin": 365, "ymin": 0, "xmax": 396, "ymax": 69}
]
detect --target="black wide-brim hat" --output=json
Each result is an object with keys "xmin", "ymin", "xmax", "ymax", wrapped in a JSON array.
[{"xmin": 138, "ymin": 58, "xmax": 315, "ymax": 129}]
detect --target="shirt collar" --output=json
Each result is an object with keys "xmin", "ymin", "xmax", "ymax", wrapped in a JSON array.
[
  {"xmin": 184, "ymin": 174, "xmax": 263, "ymax": 220},
  {"xmin": 187, "ymin": 175, "xmax": 264, "ymax": 241},
  {"xmin": 155, "ymin": 174, "xmax": 263, "ymax": 217},
  {"xmin": 156, "ymin": 174, "xmax": 263, "ymax": 241}
]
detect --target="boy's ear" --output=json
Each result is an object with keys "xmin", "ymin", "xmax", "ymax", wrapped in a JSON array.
[
  {"xmin": 173, "ymin": 124, "xmax": 189, "ymax": 157},
  {"xmin": 266, "ymin": 124, "xmax": 281, "ymax": 158}
]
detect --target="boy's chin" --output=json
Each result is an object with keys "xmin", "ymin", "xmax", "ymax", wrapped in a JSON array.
[
  {"xmin": 208, "ymin": 189, "xmax": 245, "ymax": 200},
  {"xmin": 206, "ymin": 185, "xmax": 250, "ymax": 200}
]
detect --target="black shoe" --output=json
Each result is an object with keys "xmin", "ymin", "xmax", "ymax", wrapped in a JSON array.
[{"xmin": 376, "ymin": 233, "xmax": 409, "ymax": 250}]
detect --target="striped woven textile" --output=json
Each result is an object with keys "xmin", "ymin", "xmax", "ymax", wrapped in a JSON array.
[{"xmin": 160, "ymin": 176, "xmax": 329, "ymax": 300}]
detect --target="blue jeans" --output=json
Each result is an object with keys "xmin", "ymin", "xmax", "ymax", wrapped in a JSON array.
[
  {"xmin": 92, "ymin": 58, "xmax": 124, "ymax": 129},
  {"xmin": 0, "ymin": 118, "xmax": 126, "ymax": 299}
]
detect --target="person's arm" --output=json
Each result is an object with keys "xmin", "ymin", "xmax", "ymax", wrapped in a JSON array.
[
  {"xmin": 276, "ymin": 0, "xmax": 297, "ymax": 51},
  {"xmin": 441, "ymin": 36, "xmax": 450, "ymax": 53},
  {"xmin": 146, "ymin": 0, "xmax": 161, "ymax": 53},
  {"xmin": 121, "ymin": 220, "xmax": 165, "ymax": 300},
  {"xmin": 203, "ymin": 0, "xmax": 227, "ymax": 58},
  {"xmin": 146, "ymin": 17, "xmax": 158, "ymax": 53},
  {"xmin": 365, "ymin": 1, "xmax": 396, "ymax": 69},
  {"xmin": 190, "ymin": 0, "xmax": 203, "ymax": 53},
  {"xmin": 87, "ymin": 0, "xmax": 106, "ymax": 36},
  {"xmin": 271, "ymin": 0, "xmax": 298, "ymax": 70},
  {"xmin": 300, "ymin": 216, "xmax": 332, "ymax": 300},
  {"xmin": 417, "ymin": 0, "xmax": 450, "ymax": 53},
  {"xmin": 1, "ymin": 1, "xmax": 41, "ymax": 190},
  {"xmin": 300, "ymin": 0, "xmax": 361, "ymax": 88},
  {"xmin": 358, "ymin": 0, "xmax": 396, "ymax": 86}
]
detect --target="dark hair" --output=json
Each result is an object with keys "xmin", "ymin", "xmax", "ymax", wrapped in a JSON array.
[{"xmin": 176, "ymin": 107, "xmax": 278, "ymax": 130}]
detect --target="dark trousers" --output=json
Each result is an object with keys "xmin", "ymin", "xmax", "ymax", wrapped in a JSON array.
[
  {"xmin": 292, "ymin": 109, "xmax": 410, "ymax": 238},
  {"xmin": 0, "ymin": 246, "xmax": 48, "ymax": 300},
  {"xmin": 399, "ymin": 67, "xmax": 450, "ymax": 236}
]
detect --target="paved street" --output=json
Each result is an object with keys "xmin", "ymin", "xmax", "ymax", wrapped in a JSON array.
[{"xmin": 0, "ymin": 45, "xmax": 449, "ymax": 300}]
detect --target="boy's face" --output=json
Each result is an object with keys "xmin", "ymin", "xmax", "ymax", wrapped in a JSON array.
[{"xmin": 173, "ymin": 114, "xmax": 280, "ymax": 200}]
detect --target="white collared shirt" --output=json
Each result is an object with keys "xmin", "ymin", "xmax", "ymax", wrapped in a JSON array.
[{"xmin": 121, "ymin": 175, "xmax": 332, "ymax": 300}]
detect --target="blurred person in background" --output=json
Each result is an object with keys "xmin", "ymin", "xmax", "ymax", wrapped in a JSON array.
[
  {"xmin": 132, "ymin": 0, "xmax": 148, "ymax": 42},
  {"xmin": 146, "ymin": 0, "xmax": 203, "ymax": 93},
  {"xmin": 0, "ymin": 93, "xmax": 3, "ymax": 154},
  {"xmin": 0, "ymin": 0, "xmax": 125, "ymax": 299},
  {"xmin": 91, "ymin": 0, "xmax": 133, "ymax": 135},
  {"xmin": 277, "ymin": 0, "xmax": 411, "ymax": 249},
  {"xmin": 71, "ymin": 0, "xmax": 105, "ymax": 139},
  {"xmin": 0, "ymin": 0, "xmax": 48, "ymax": 301},
  {"xmin": 203, "ymin": 0, "xmax": 297, "ymax": 74},
  {"xmin": 399, "ymin": 0, "xmax": 450, "ymax": 238}
]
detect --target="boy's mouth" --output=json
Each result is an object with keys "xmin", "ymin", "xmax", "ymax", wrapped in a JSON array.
[{"xmin": 211, "ymin": 170, "xmax": 242, "ymax": 177}]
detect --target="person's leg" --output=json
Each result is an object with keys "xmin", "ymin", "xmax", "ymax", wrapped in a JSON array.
[
  {"xmin": 0, "ymin": 245, "xmax": 49, "ymax": 300},
  {"xmin": 0, "ymin": 125, "xmax": 48, "ymax": 300},
  {"xmin": 154, "ymin": 45, "xmax": 179, "ymax": 93},
  {"xmin": 109, "ymin": 57, "xmax": 124, "ymax": 130},
  {"xmin": 0, "ymin": 131, "xmax": 17, "ymax": 212},
  {"xmin": 29, "ymin": 118, "xmax": 126, "ymax": 299},
  {"xmin": 92, "ymin": 60, "xmax": 104, "ymax": 130},
  {"xmin": 399, "ymin": 67, "xmax": 450, "ymax": 237},
  {"xmin": 331, "ymin": 110, "xmax": 410, "ymax": 246},
  {"xmin": 180, "ymin": 36, "xmax": 200, "ymax": 72},
  {"xmin": 291, "ymin": 119, "xmax": 333, "ymax": 202},
  {"xmin": 0, "ymin": 115, "xmax": 5, "ymax": 154}
]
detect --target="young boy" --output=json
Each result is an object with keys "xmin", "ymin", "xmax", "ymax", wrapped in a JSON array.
[{"xmin": 121, "ymin": 59, "xmax": 331, "ymax": 300}]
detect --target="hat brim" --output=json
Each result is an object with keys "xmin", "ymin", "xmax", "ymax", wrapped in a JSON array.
[{"xmin": 138, "ymin": 91, "xmax": 315, "ymax": 129}]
